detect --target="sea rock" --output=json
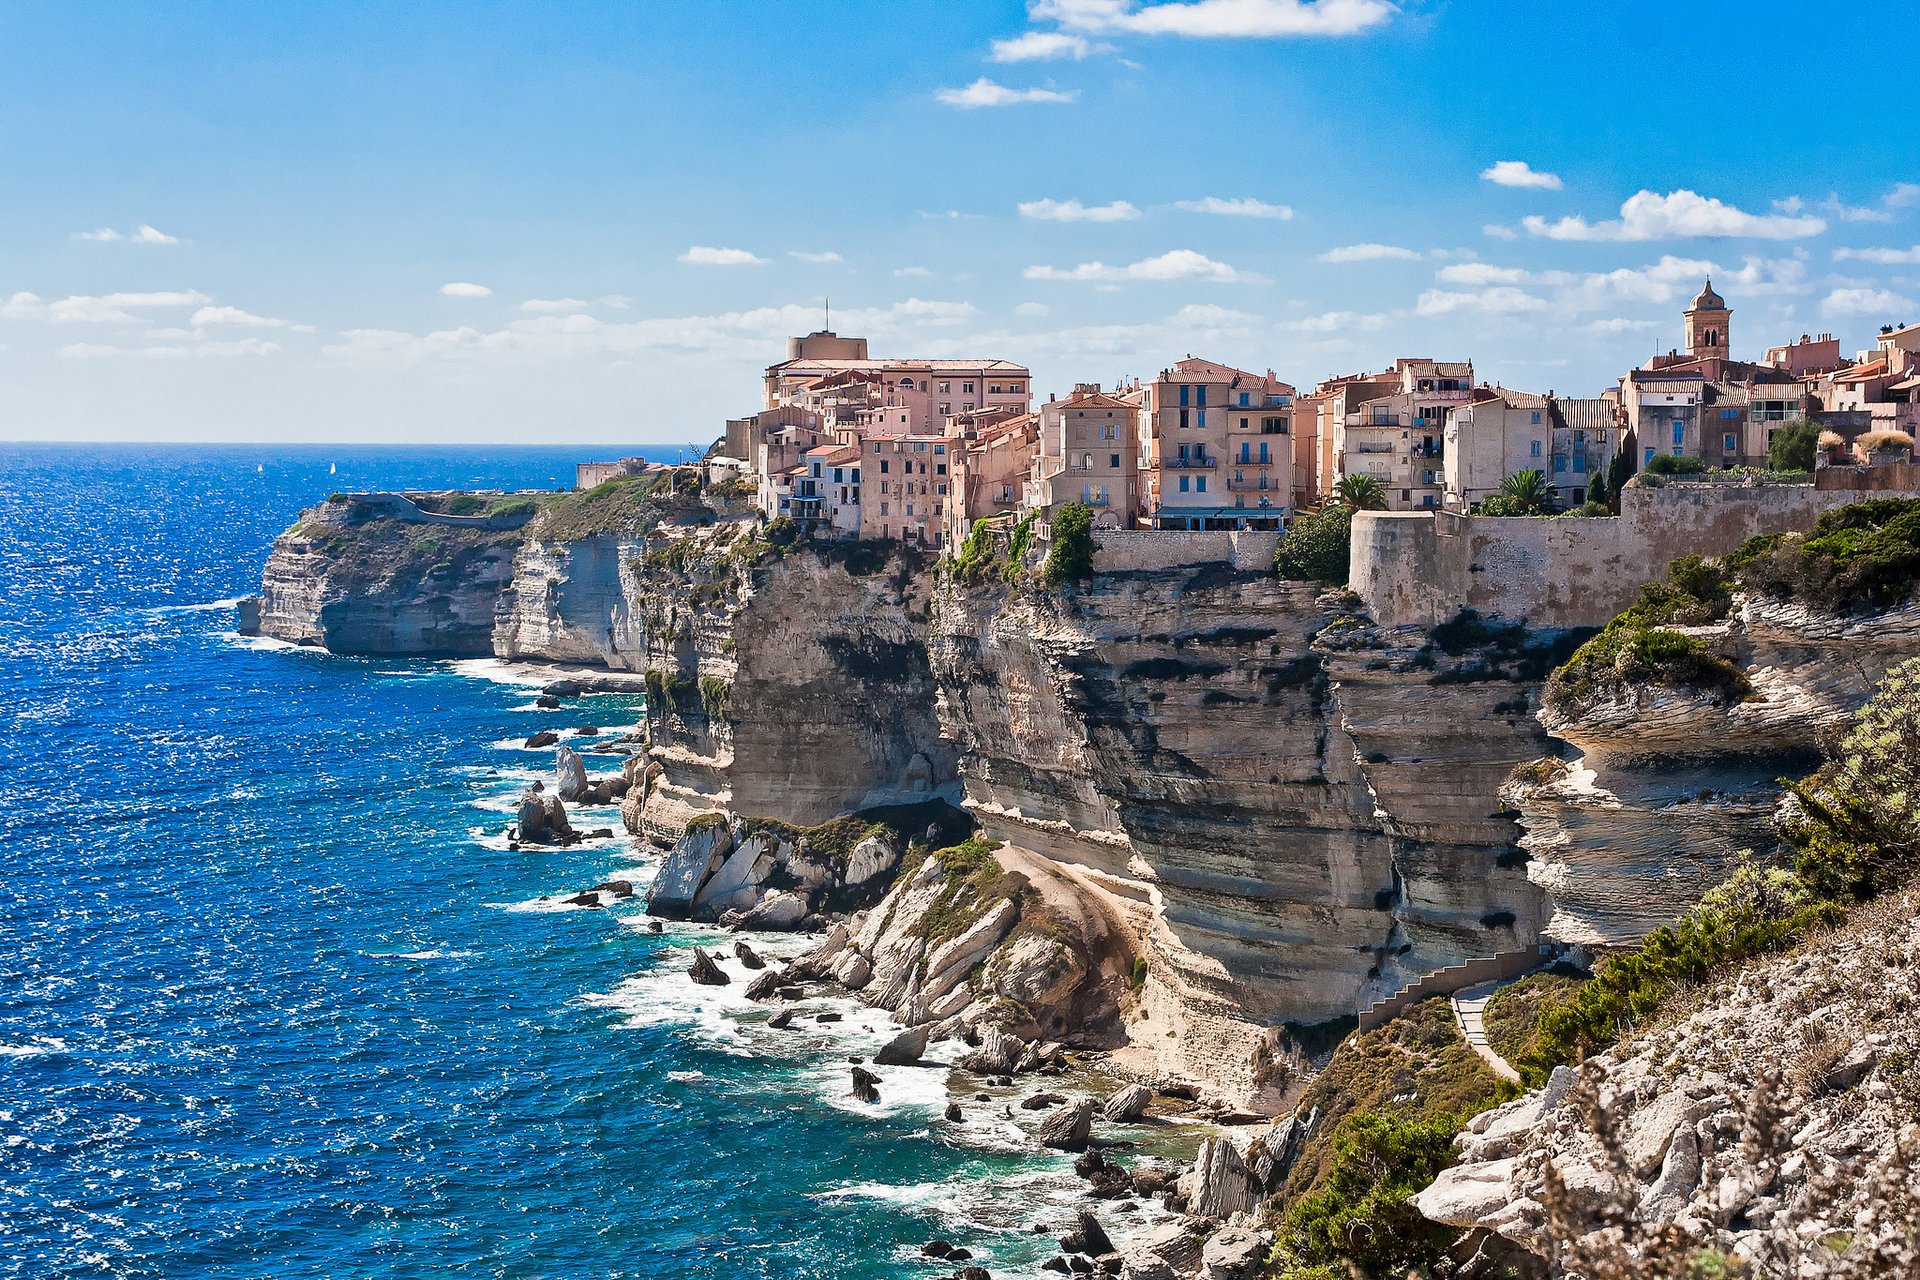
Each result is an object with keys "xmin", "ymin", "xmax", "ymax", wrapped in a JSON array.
[
  {"xmin": 594, "ymin": 879, "xmax": 635, "ymax": 898},
  {"xmin": 830, "ymin": 951, "xmax": 873, "ymax": 990},
  {"xmin": 945, "ymin": 1103, "xmax": 963, "ymax": 1122},
  {"xmin": 873, "ymin": 1025, "xmax": 929, "ymax": 1067},
  {"xmin": 1197, "ymin": 1225, "xmax": 1267, "ymax": 1280},
  {"xmin": 766, "ymin": 1006, "xmax": 795, "ymax": 1030},
  {"xmin": 1179, "ymin": 1138, "xmax": 1257, "ymax": 1220},
  {"xmin": 1023, "ymin": 1092, "xmax": 1067, "ymax": 1110},
  {"xmin": 534, "ymin": 694, "xmax": 561, "ymax": 709},
  {"xmin": 1102, "ymin": 1084, "xmax": 1152, "ymax": 1123},
  {"xmin": 743, "ymin": 970, "xmax": 782, "ymax": 1001},
  {"xmin": 1117, "ymin": 1219, "xmax": 1204, "ymax": 1280},
  {"xmin": 958, "ymin": 1026, "xmax": 1026, "ymax": 1076},
  {"xmin": 542, "ymin": 680, "xmax": 583, "ymax": 696},
  {"xmin": 1037, "ymin": 1099, "xmax": 1095, "ymax": 1152},
  {"xmin": 737, "ymin": 890, "xmax": 808, "ymax": 932},
  {"xmin": 851, "ymin": 1066, "xmax": 880, "ymax": 1103},
  {"xmin": 573, "ymin": 724, "xmax": 600, "ymax": 736},
  {"xmin": 688, "ymin": 947, "xmax": 729, "ymax": 986},
  {"xmin": 515, "ymin": 788, "xmax": 574, "ymax": 845},
  {"xmin": 922, "ymin": 1241, "xmax": 953, "ymax": 1258},
  {"xmin": 565, "ymin": 891, "xmax": 603, "ymax": 908},
  {"xmin": 733, "ymin": 941, "xmax": 766, "ymax": 970},
  {"xmin": 524, "ymin": 730, "xmax": 560, "ymax": 749},
  {"xmin": 1060, "ymin": 1209, "xmax": 1115, "ymax": 1257},
  {"xmin": 555, "ymin": 746, "xmax": 590, "ymax": 801},
  {"xmin": 648, "ymin": 817, "xmax": 734, "ymax": 919}
]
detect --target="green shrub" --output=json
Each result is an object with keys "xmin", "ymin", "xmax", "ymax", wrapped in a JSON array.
[
  {"xmin": 443, "ymin": 493, "xmax": 488, "ymax": 516},
  {"xmin": 1565, "ymin": 499, "xmax": 1612, "ymax": 518},
  {"xmin": 1546, "ymin": 555, "xmax": 1744, "ymax": 712},
  {"xmin": 1278, "ymin": 1112, "xmax": 1468, "ymax": 1278},
  {"xmin": 1645, "ymin": 453, "xmax": 1706, "ymax": 476},
  {"xmin": 698, "ymin": 676, "xmax": 730, "ymax": 721},
  {"xmin": 487, "ymin": 497, "xmax": 540, "ymax": 520},
  {"xmin": 950, "ymin": 518, "xmax": 1002, "ymax": 584},
  {"xmin": 1274, "ymin": 506, "xmax": 1354, "ymax": 585},
  {"xmin": 763, "ymin": 514, "xmax": 799, "ymax": 548},
  {"xmin": 1768, "ymin": 419, "xmax": 1821, "ymax": 472},
  {"xmin": 1043, "ymin": 502, "xmax": 1096, "ymax": 586},
  {"xmin": 1729, "ymin": 497, "xmax": 1920, "ymax": 614},
  {"xmin": 1128, "ymin": 956, "xmax": 1147, "ymax": 990}
]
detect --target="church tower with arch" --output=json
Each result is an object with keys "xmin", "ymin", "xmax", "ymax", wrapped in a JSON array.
[{"xmin": 1684, "ymin": 279, "xmax": 1731, "ymax": 361}]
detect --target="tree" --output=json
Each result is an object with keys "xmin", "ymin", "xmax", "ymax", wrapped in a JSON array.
[
  {"xmin": 1042, "ymin": 502, "xmax": 1096, "ymax": 586},
  {"xmin": 1480, "ymin": 468, "xmax": 1561, "ymax": 516},
  {"xmin": 1332, "ymin": 473, "xmax": 1388, "ymax": 512},
  {"xmin": 1768, "ymin": 419, "xmax": 1822, "ymax": 472},
  {"xmin": 1585, "ymin": 471, "xmax": 1608, "ymax": 507},
  {"xmin": 1606, "ymin": 445, "xmax": 1635, "ymax": 506},
  {"xmin": 1274, "ymin": 506, "xmax": 1355, "ymax": 584}
]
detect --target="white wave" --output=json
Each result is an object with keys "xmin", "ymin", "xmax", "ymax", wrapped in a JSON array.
[
  {"xmin": 219, "ymin": 631, "xmax": 317, "ymax": 654},
  {"xmin": 147, "ymin": 597, "xmax": 246, "ymax": 615},
  {"xmin": 0, "ymin": 1036, "xmax": 67, "ymax": 1058},
  {"xmin": 358, "ymin": 949, "xmax": 478, "ymax": 961}
]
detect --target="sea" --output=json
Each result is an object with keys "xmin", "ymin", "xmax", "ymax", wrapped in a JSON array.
[{"xmin": 0, "ymin": 444, "xmax": 1186, "ymax": 1280}]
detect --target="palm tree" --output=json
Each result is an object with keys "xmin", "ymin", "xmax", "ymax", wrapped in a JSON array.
[
  {"xmin": 1496, "ymin": 468, "xmax": 1560, "ymax": 515},
  {"xmin": 1333, "ymin": 473, "xmax": 1388, "ymax": 512}
]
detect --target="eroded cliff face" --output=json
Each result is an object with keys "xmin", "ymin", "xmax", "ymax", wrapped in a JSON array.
[
  {"xmin": 253, "ymin": 497, "xmax": 520, "ymax": 655},
  {"xmin": 927, "ymin": 569, "xmax": 1576, "ymax": 1104},
  {"xmin": 1508, "ymin": 596, "xmax": 1920, "ymax": 947}
]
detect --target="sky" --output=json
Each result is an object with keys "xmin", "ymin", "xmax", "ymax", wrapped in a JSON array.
[{"xmin": 2, "ymin": 0, "xmax": 1917, "ymax": 446}]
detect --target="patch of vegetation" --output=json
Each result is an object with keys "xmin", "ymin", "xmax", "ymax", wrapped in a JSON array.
[
  {"xmin": 1564, "ymin": 499, "xmax": 1613, "ymax": 518},
  {"xmin": 1514, "ymin": 657, "xmax": 1920, "ymax": 1085},
  {"xmin": 1417, "ymin": 609, "xmax": 1592, "ymax": 686},
  {"xmin": 1043, "ymin": 501, "xmax": 1096, "ymax": 587},
  {"xmin": 907, "ymin": 837, "xmax": 1016, "ymax": 945},
  {"xmin": 531, "ymin": 472, "xmax": 687, "ymax": 541},
  {"xmin": 1003, "ymin": 512, "xmax": 1037, "ymax": 586},
  {"xmin": 1644, "ymin": 453, "xmax": 1706, "ymax": 476},
  {"xmin": 699, "ymin": 676, "xmax": 730, "ymax": 721},
  {"xmin": 1128, "ymin": 956, "xmax": 1147, "ymax": 990},
  {"xmin": 1474, "ymin": 468, "xmax": 1562, "ymax": 517},
  {"xmin": 1269, "ymin": 998, "xmax": 1519, "ymax": 1278},
  {"xmin": 949, "ymin": 518, "xmax": 1004, "ymax": 585},
  {"xmin": 1768, "ymin": 419, "xmax": 1821, "ymax": 472},
  {"xmin": 1728, "ymin": 497, "xmax": 1920, "ymax": 615},
  {"xmin": 1480, "ymin": 964, "xmax": 1587, "ymax": 1069},
  {"xmin": 1273, "ymin": 505, "xmax": 1354, "ymax": 585},
  {"xmin": 1545, "ymin": 555, "xmax": 1747, "ymax": 714}
]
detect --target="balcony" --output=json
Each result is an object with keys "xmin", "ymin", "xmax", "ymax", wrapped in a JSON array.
[
  {"xmin": 1165, "ymin": 455, "xmax": 1218, "ymax": 469},
  {"xmin": 1346, "ymin": 411, "xmax": 1408, "ymax": 428},
  {"xmin": 1226, "ymin": 475, "xmax": 1277, "ymax": 492},
  {"xmin": 1353, "ymin": 443, "xmax": 1396, "ymax": 455}
]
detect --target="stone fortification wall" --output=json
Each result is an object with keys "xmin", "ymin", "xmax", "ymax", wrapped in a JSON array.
[
  {"xmin": 1084, "ymin": 529, "xmax": 1280, "ymax": 573},
  {"xmin": 1352, "ymin": 480, "xmax": 1920, "ymax": 629}
]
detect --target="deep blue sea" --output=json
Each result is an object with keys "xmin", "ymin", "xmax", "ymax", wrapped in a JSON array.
[{"xmin": 0, "ymin": 444, "xmax": 1117, "ymax": 1280}]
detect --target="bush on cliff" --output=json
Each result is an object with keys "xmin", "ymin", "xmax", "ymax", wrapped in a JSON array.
[
  {"xmin": 1273, "ymin": 506, "xmax": 1353, "ymax": 585},
  {"xmin": 1042, "ymin": 502, "xmax": 1096, "ymax": 586},
  {"xmin": 1644, "ymin": 453, "xmax": 1706, "ymax": 477},
  {"xmin": 1768, "ymin": 419, "xmax": 1821, "ymax": 472},
  {"xmin": 1515, "ymin": 658, "xmax": 1920, "ymax": 1085},
  {"xmin": 1727, "ymin": 497, "xmax": 1920, "ymax": 615},
  {"xmin": 1545, "ymin": 554, "xmax": 1746, "ymax": 713},
  {"xmin": 532, "ymin": 473, "xmax": 672, "ymax": 540}
]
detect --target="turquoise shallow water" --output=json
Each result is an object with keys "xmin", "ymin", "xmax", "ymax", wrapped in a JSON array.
[{"xmin": 0, "ymin": 444, "xmax": 1099, "ymax": 1280}]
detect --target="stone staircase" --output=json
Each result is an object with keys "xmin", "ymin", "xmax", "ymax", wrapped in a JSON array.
[{"xmin": 1357, "ymin": 944, "xmax": 1555, "ymax": 1032}]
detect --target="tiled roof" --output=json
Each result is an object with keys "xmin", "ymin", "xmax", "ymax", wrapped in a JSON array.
[
  {"xmin": 1487, "ymin": 386, "xmax": 1547, "ymax": 409},
  {"xmin": 1551, "ymin": 398, "xmax": 1616, "ymax": 432},
  {"xmin": 772, "ymin": 357, "xmax": 1031, "ymax": 375},
  {"xmin": 1164, "ymin": 357, "xmax": 1265, "ymax": 384}
]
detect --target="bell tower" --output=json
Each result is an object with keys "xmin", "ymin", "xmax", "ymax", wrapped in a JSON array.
[{"xmin": 1685, "ymin": 279, "xmax": 1730, "ymax": 361}]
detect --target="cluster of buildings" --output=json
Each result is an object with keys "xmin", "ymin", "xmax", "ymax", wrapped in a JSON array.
[{"xmin": 696, "ymin": 283, "xmax": 1920, "ymax": 549}]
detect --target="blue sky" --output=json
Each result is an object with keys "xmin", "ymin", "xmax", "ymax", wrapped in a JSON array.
[{"xmin": 2, "ymin": 0, "xmax": 1916, "ymax": 444}]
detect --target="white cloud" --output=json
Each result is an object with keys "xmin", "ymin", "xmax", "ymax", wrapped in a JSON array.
[
  {"xmin": 76, "ymin": 223, "xmax": 181, "ymax": 244},
  {"xmin": 1434, "ymin": 262, "xmax": 1534, "ymax": 286},
  {"xmin": 58, "ymin": 337, "xmax": 282, "ymax": 359},
  {"xmin": 1581, "ymin": 317, "xmax": 1664, "ymax": 335},
  {"xmin": 935, "ymin": 78, "xmax": 1077, "ymax": 108},
  {"xmin": 1033, "ymin": 0, "xmax": 1397, "ymax": 38},
  {"xmin": 2, "ymin": 291, "xmax": 44, "ymax": 317},
  {"xmin": 1015, "ymin": 301, "xmax": 1053, "ymax": 317},
  {"xmin": 1481, "ymin": 160, "xmax": 1561, "ymax": 190},
  {"xmin": 788, "ymin": 250, "xmax": 843, "ymax": 263},
  {"xmin": 890, "ymin": 298, "xmax": 979, "ymax": 325},
  {"xmin": 1318, "ymin": 242, "xmax": 1420, "ymax": 263},
  {"xmin": 1522, "ymin": 189, "xmax": 1827, "ymax": 241},
  {"xmin": 1024, "ymin": 248, "xmax": 1245, "ymax": 282},
  {"xmin": 47, "ymin": 290, "xmax": 213, "ymax": 323},
  {"xmin": 989, "ymin": 31, "xmax": 1107, "ymax": 60},
  {"xmin": 894, "ymin": 266, "xmax": 934, "ymax": 279},
  {"xmin": 1173, "ymin": 196, "xmax": 1294, "ymax": 220},
  {"xmin": 190, "ymin": 305, "xmax": 286, "ymax": 327},
  {"xmin": 1018, "ymin": 197, "xmax": 1142, "ymax": 222},
  {"xmin": 521, "ymin": 298, "xmax": 592, "ymax": 313},
  {"xmin": 1834, "ymin": 245, "xmax": 1920, "ymax": 265},
  {"xmin": 1282, "ymin": 309, "xmax": 1392, "ymax": 333},
  {"xmin": 678, "ymin": 246, "xmax": 766, "ymax": 267},
  {"xmin": 1886, "ymin": 183, "xmax": 1920, "ymax": 209},
  {"xmin": 1482, "ymin": 223, "xmax": 1518, "ymax": 241},
  {"xmin": 1821, "ymin": 287, "xmax": 1917, "ymax": 318},
  {"xmin": 1821, "ymin": 193, "xmax": 1894, "ymax": 224},
  {"xmin": 439, "ymin": 281, "xmax": 493, "ymax": 297},
  {"xmin": 1169, "ymin": 302, "xmax": 1260, "ymax": 327},
  {"xmin": 1415, "ymin": 286, "xmax": 1548, "ymax": 316}
]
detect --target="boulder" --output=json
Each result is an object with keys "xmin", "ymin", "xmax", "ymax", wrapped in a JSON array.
[
  {"xmin": 515, "ymin": 788, "xmax": 574, "ymax": 845},
  {"xmin": 524, "ymin": 730, "xmax": 560, "ymax": 749},
  {"xmin": 1060, "ymin": 1209, "xmax": 1115, "ymax": 1256},
  {"xmin": 737, "ymin": 891, "xmax": 809, "ymax": 932},
  {"xmin": 733, "ymin": 941, "xmax": 766, "ymax": 970},
  {"xmin": 873, "ymin": 1025, "xmax": 929, "ymax": 1067},
  {"xmin": 830, "ymin": 951, "xmax": 873, "ymax": 990},
  {"xmin": 534, "ymin": 694, "xmax": 561, "ymax": 709},
  {"xmin": 542, "ymin": 679, "xmax": 583, "ymax": 696},
  {"xmin": 1023, "ymin": 1092, "xmax": 1068, "ymax": 1110},
  {"xmin": 1412, "ymin": 1157, "xmax": 1520, "ymax": 1228},
  {"xmin": 593, "ymin": 880, "xmax": 635, "ymax": 898},
  {"xmin": 743, "ymin": 970, "xmax": 782, "ymax": 1001},
  {"xmin": 1197, "ymin": 1225, "xmax": 1266, "ymax": 1280},
  {"xmin": 922, "ymin": 1241, "xmax": 953, "ymax": 1258},
  {"xmin": 945, "ymin": 1103, "xmax": 964, "ymax": 1122},
  {"xmin": 786, "ymin": 923, "xmax": 851, "ymax": 978},
  {"xmin": 555, "ymin": 746, "xmax": 590, "ymax": 801},
  {"xmin": 565, "ymin": 892, "xmax": 603, "ymax": 908},
  {"xmin": 1102, "ymin": 1084, "xmax": 1152, "ymax": 1123},
  {"xmin": 1037, "ymin": 1099, "xmax": 1095, "ymax": 1152},
  {"xmin": 688, "ymin": 947, "xmax": 729, "ymax": 987},
  {"xmin": 647, "ymin": 817, "xmax": 734, "ymax": 919},
  {"xmin": 842, "ymin": 833, "xmax": 902, "ymax": 886},
  {"xmin": 766, "ymin": 1006, "xmax": 795, "ymax": 1030},
  {"xmin": 691, "ymin": 831, "xmax": 784, "ymax": 918},
  {"xmin": 1179, "ymin": 1138, "xmax": 1258, "ymax": 1220},
  {"xmin": 1117, "ymin": 1219, "xmax": 1203, "ymax": 1280},
  {"xmin": 573, "ymin": 724, "xmax": 600, "ymax": 736},
  {"xmin": 957, "ymin": 1026, "xmax": 1026, "ymax": 1076},
  {"xmin": 851, "ymin": 1066, "xmax": 880, "ymax": 1103}
]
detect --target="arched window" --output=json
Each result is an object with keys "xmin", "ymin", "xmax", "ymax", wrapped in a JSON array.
[{"xmin": 898, "ymin": 378, "xmax": 916, "ymax": 390}]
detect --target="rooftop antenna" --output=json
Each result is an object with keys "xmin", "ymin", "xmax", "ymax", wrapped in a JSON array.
[{"xmin": 824, "ymin": 297, "xmax": 830, "ymax": 332}]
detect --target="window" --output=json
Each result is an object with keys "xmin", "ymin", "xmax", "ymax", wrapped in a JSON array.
[
  {"xmin": 1644, "ymin": 446, "xmax": 1657, "ymax": 466},
  {"xmin": 940, "ymin": 403, "xmax": 950, "ymax": 415},
  {"xmin": 1261, "ymin": 416, "xmax": 1288, "ymax": 435},
  {"xmin": 879, "ymin": 460, "xmax": 889, "ymax": 474},
  {"xmin": 1240, "ymin": 417, "xmax": 1249, "ymax": 430},
  {"xmin": 1573, "ymin": 456, "xmax": 1586, "ymax": 474},
  {"xmin": 1531, "ymin": 411, "xmax": 1542, "ymax": 425},
  {"xmin": 1109, "ymin": 453, "xmax": 1120, "ymax": 468},
  {"xmin": 1530, "ymin": 440, "xmax": 1542, "ymax": 458},
  {"xmin": 1080, "ymin": 452, "xmax": 1093, "ymax": 469},
  {"xmin": 1239, "ymin": 443, "xmax": 1250, "ymax": 464},
  {"xmin": 936, "ymin": 463, "xmax": 947, "ymax": 475},
  {"xmin": 939, "ymin": 382, "xmax": 950, "ymax": 394},
  {"xmin": 880, "ymin": 502, "xmax": 889, "ymax": 515},
  {"xmin": 1179, "ymin": 475, "xmax": 1190, "ymax": 493},
  {"xmin": 1722, "ymin": 408, "xmax": 1739, "ymax": 420},
  {"xmin": 934, "ymin": 443, "xmax": 945, "ymax": 454},
  {"xmin": 906, "ymin": 504, "xmax": 914, "ymax": 517},
  {"xmin": 1238, "ymin": 392, "xmax": 1250, "ymax": 407},
  {"xmin": 1178, "ymin": 385, "xmax": 1190, "ymax": 407},
  {"xmin": 1553, "ymin": 455, "xmax": 1567, "ymax": 473},
  {"xmin": 1672, "ymin": 422, "xmax": 1684, "ymax": 446},
  {"xmin": 963, "ymin": 382, "xmax": 974, "ymax": 394},
  {"xmin": 938, "ymin": 483, "xmax": 947, "ymax": 495},
  {"xmin": 899, "ymin": 378, "xmax": 915, "ymax": 390},
  {"xmin": 1196, "ymin": 385, "xmax": 1206, "ymax": 407},
  {"xmin": 1178, "ymin": 409, "xmax": 1190, "ymax": 430},
  {"xmin": 1196, "ymin": 475, "xmax": 1207, "ymax": 493},
  {"xmin": 1723, "ymin": 432, "xmax": 1738, "ymax": 452}
]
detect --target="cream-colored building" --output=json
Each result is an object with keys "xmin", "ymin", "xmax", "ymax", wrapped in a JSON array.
[
  {"xmin": 860, "ymin": 432, "xmax": 954, "ymax": 547},
  {"xmin": 1444, "ymin": 388, "xmax": 1548, "ymax": 508},
  {"xmin": 1137, "ymin": 358, "xmax": 1293, "ymax": 530},
  {"xmin": 762, "ymin": 331, "xmax": 1032, "ymax": 436},
  {"xmin": 1340, "ymin": 359, "xmax": 1472, "ymax": 510},
  {"xmin": 946, "ymin": 411, "xmax": 1040, "ymax": 547},
  {"xmin": 1024, "ymin": 385, "xmax": 1141, "ymax": 527}
]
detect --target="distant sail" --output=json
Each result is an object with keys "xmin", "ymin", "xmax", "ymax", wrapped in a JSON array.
[{"xmin": 330, "ymin": 463, "xmax": 337, "ymax": 475}]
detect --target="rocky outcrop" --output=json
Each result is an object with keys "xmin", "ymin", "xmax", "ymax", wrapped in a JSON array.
[
  {"xmin": 1415, "ymin": 881, "xmax": 1920, "ymax": 1276},
  {"xmin": 514, "ymin": 784, "xmax": 574, "ymax": 845},
  {"xmin": 248, "ymin": 494, "xmax": 520, "ymax": 654}
]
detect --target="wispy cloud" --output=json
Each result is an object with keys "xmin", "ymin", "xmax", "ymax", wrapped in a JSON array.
[
  {"xmin": 1480, "ymin": 160, "xmax": 1561, "ymax": 190},
  {"xmin": 1820, "ymin": 192, "xmax": 1894, "ymax": 224},
  {"xmin": 59, "ymin": 337, "xmax": 282, "ymax": 359},
  {"xmin": 1173, "ymin": 196, "xmax": 1294, "ymax": 220},
  {"xmin": 1318, "ymin": 242, "xmax": 1420, "ymax": 263},
  {"xmin": 1522, "ymin": 189, "xmax": 1827, "ymax": 241},
  {"xmin": 1886, "ymin": 183, "xmax": 1920, "ymax": 209},
  {"xmin": 1821, "ymin": 286, "xmax": 1917, "ymax": 317},
  {"xmin": 678, "ymin": 246, "xmax": 766, "ymax": 267},
  {"xmin": 520, "ymin": 298, "xmax": 592, "ymax": 313},
  {"xmin": 989, "ymin": 31, "xmax": 1108, "ymax": 61},
  {"xmin": 76, "ymin": 223, "xmax": 181, "ymax": 245},
  {"xmin": 191, "ymin": 305, "xmax": 286, "ymax": 327},
  {"xmin": 1282, "ymin": 309, "xmax": 1393, "ymax": 333},
  {"xmin": 788, "ymin": 250, "xmax": 844, "ymax": 263},
  {"xmin": 894, "ymin": 266, "xmax": 934, "ymax": 279},
  {"xmin": 1834, "ymin": 245, "xmax": 1920, "ymax": 265},
  {"xmin": 1415, "ymin": 286, "xmax": 1547, "ymax": 316},
  {"xmin": 1031, "ymin": 0, "xmax": 1397, "ymax": 39},
  {"xmin": 935, "ymin": 78, "xmax": 1077, "ymax": 108},
  {"xmin": 439, "ymin": 281, "xmax": 493, "ymax": 297},
  {"xmin": 1025, "ymin": 248, "xmax": 1245, "ymax": 283},
  {"xmin": 46, "ymin": 290, "xmax": 212, "ymax": 323},
  {"xmin": 1018, "ymin": 197, "xmax": 1142, "ymax": 222}
]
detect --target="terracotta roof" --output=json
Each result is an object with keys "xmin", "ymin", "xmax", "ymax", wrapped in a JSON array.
[
  {"xmin": 772, "ymin": 357, "xmax": 1031, "ymax": 375},
  {"xmin": 1163, "ymin": 357, "xmax": 1265, "ymax": 384},
  {"xmin": 1837, "ymin": 359, "xmax": 1889, "ymax": 383},
  {"xmin": 1551, "ymin": 397, "xmax": 1616, "ymax": 433},
  {"xmin": 1486, "ymin": 386, "xmax": 1547, "ymax": 409}
]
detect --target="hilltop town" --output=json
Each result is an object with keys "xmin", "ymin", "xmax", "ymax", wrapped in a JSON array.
[{"xmin": 582, "ymin": 282, "xmax": 1920, "ymax": 551}]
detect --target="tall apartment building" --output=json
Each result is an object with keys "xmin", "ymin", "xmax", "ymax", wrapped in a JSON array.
[
  {"xmin": 1137, "ymin": 358, "xmax": 1294, "ymax": 530},
  {"xmin": 1024, "ymin": 385, "xmax": 1141, "ymax": 526},
  {"xmin": 1338, "ymin": 359, "xmax": 1473, "ymax": 510},
  {"xmin": 761, "ymin": 330, "xmax": 1032, "ymax": 435}
]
